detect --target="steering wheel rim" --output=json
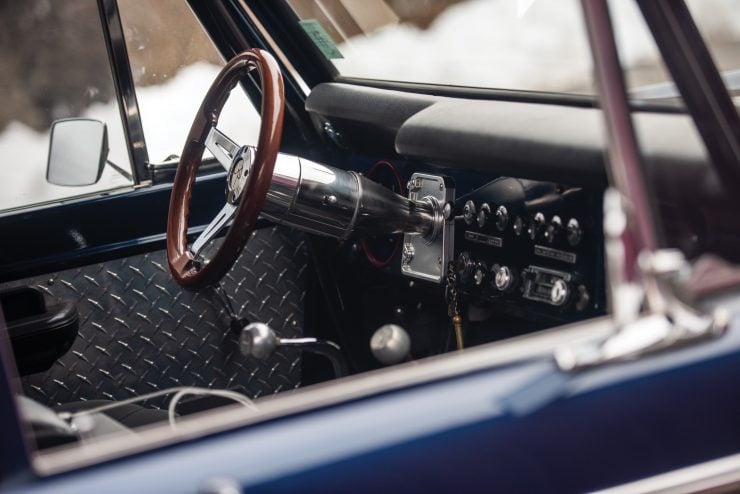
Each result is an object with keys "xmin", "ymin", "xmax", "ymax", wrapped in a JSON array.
[{"xmin": 167, "ymin": 49, "xmax": 284, "ymax": 289}]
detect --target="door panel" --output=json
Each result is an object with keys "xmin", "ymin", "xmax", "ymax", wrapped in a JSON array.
[
  {"xmin": 0, "ymin": 174, "xmax": 232, "ymax": 283},
  {"xmin": 2, "ymin": 227, "xmax": 307, "ymax": 408}
]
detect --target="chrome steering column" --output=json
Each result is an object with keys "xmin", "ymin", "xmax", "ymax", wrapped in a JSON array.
[{"xmin": 262, "ymin": 154, "xmax": 440, "ymax": 242}]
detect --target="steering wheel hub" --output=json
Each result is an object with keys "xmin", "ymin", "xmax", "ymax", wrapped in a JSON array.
[{"xmin": 226, "ymin": 146, "xmax": 252, "ymax": 204}]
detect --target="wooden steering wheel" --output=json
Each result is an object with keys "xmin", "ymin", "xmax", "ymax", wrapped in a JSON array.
[{"xmin": 167, "ymin": 49, "xmax": 284, "ymax": 289}]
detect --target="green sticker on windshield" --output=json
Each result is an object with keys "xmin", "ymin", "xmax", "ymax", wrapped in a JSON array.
[{"xmin": 299, "ymin": 19, "xmax": 344, "ymax": 60}]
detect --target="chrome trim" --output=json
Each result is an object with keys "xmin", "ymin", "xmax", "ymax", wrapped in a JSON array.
[
  {"xmin": 422, "ymin": 196, "xmax": 443, "ymax": 246},
  {"xmin": 190, "ymin": 203, "xmax": 237, "ymax": 258},
  {"xmin": 401, "ymin": 174, "xmax": 454, "ymax": 283},
  {"xmin": 262, "ymin": 156, "xmax": 364, "ymax": 238},
  {"xmin": 595, "ymin": 451, "xmax": 740, "ymax": 494},
  {"xmin": 261, "ymin": 154, "xmax": 436, "ymax": 240},
  {"xmin": 205, "ymin": 127, "xmax": 240, "ymax": 172},
  {"xmin": 343, "ymin": 171, "xmax": 362, "ymax": 240},
  {"xmin": 264, "ymin": 152, "xmax": 301, "ymax": 214},
  {"xmin": 33, "ymin": 317, "xmax": 614, "ymax": 475}
]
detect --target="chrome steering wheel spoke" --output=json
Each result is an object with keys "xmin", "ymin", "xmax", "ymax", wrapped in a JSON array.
[
  {"xmin": 205, "ymin": 127, "xmax": 241, "ymax": 171},
  {"xmin": 190, "ymin": 202, "xmax": 237, "ymax": 259},
  {"xmin": 191, "ymin": 135, "xmax": 256, "ymax": 260}
]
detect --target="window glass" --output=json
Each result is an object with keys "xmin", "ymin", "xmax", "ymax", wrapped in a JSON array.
[
  {"xmin": 687, "ymin": 0, "xmax": 740, "ymax": 103},
  {"xmin": 616, "ymin": 0, "xmax": 740, "ymax": 103},
  {"xmin": 289, "ymin": 0, "xmax": 594, "ymax": 93},
  {"xmin": 287, "ymin": 0, "xmax": 739, "ymax": 102},
  {"xmin": 0, "ymin": 1, "xmax": 134, "ymax": 212},
  {"xmin": 117, "ymin": 0, "xmax": 260, "ymax": 165}
]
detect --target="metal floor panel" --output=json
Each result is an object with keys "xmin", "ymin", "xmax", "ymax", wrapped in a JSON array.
[{"xmin": 3, "ymin": 227, "xmax": 307, "ymax": 408}]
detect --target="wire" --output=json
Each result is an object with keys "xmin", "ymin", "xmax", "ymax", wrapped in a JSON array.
[
  {"xmin": 167, "ymin": 387, "xmax": 257, "ymax": 429},
  {"xmin": 57, "ymin": 386, "xmax": 257, "ymax": 431}
]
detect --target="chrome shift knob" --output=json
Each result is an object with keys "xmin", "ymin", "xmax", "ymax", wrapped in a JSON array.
[
  {"xmin": 371, "ymin": 324, "xmax": 411, "ymax": 366},
  {"xmin": 239, "ymin": 322, "xmax": 278, "ymax": 360}
]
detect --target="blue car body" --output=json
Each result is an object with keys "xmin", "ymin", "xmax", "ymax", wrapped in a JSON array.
[{"xmin": 1, "ymin": 1, "xmax": 740, "ymax": 493}]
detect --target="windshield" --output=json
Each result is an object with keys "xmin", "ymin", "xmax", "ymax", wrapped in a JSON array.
[{"xmin": 287, "ymin": 0, "xmax": 740, "ymax": 101}]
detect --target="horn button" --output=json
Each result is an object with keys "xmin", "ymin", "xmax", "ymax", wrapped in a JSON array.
[{"xmin": 226, "ymin": 147, "xmax": 253, "ymax": 204}]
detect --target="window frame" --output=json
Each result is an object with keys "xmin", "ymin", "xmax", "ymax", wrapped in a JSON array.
[{"xmin": 99, "ymin": 0, "xmax": 151, "ymax": 185}]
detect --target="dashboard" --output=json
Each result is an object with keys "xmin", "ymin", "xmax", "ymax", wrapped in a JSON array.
[
  {"xmin": 450, "ymin": 176, "xmax": 603, "ymax": 324},
  {"xmin": 380, "ymin": 164, "xmax": 605, "ymax": 326},
  {"xmin": 352, "ymin": 155, "xmax": 605, "ymax": 351},
  {"xmin": 295, "ymin": 80, "xmax": 720, "ymax": 360}
]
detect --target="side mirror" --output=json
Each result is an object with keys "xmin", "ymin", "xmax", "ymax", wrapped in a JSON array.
[{"xmin": 46, "ymin": 119, "xmax": 109, "ymax": 186}]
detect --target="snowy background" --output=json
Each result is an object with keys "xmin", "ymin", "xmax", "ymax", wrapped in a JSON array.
[
  {"xmin": 0, "ymin": 62, "xmax": 258, "ymax": 211},
  {"xmin": 0, "ymin": 0, "xmax": 738, "ymax": 212}
]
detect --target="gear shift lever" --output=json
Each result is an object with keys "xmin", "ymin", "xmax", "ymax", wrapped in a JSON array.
[
  {"xmin": 240, "ymin": 322, "xmax": 349, "ymax": 377},
  {"xmin": 370, "ymin": 324, "xmax": 411, "ymax": 365}
]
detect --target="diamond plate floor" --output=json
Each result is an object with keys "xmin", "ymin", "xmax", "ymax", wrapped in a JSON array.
[{"xmin": 2, "ymin": 227, "xmax": 307, "ymax": 408}]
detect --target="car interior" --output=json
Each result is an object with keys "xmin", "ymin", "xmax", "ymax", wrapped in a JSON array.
[{"xmin": 0, "ymin": 0, "xmax": 738, "ymax": 468}]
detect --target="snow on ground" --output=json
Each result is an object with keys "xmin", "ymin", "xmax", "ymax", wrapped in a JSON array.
[{"xmin": 0, "ymin": 62, "xmax": 258, "ymax": 211}]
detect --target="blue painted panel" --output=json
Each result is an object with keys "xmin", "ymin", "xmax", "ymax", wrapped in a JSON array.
[{"xmin": 5, "ymin": 315, "xmax": 740, "ymax": 494}]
